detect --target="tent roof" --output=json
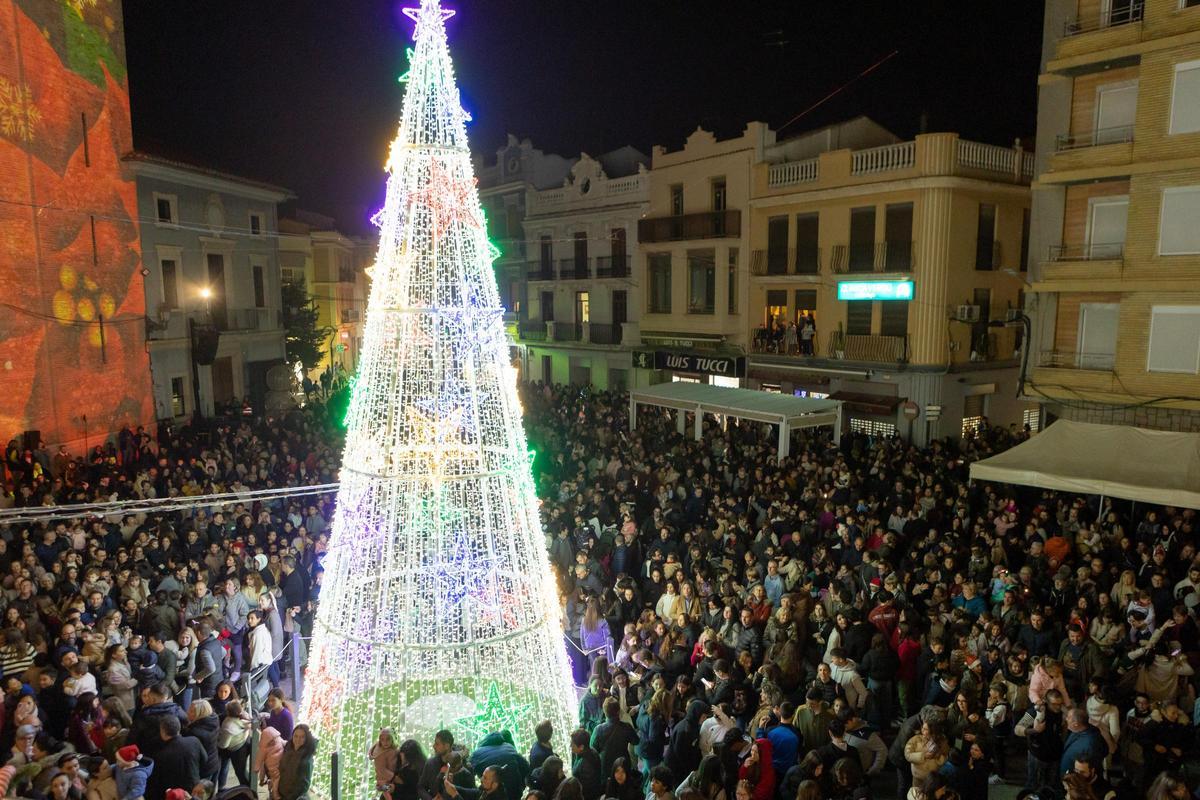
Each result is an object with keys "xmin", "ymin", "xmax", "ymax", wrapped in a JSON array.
[
  {"xmin": 969, "ymin": 419, "xmax": 1200, "ymax": 509},
  {"xmin": 629, "ymin": 382, "xmax": 840, "ymax": 426}
]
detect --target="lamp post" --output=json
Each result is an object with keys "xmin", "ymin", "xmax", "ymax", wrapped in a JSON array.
[{"xmin": 988, "ymin": 312, "xmax": 1032, "ymax": 398}]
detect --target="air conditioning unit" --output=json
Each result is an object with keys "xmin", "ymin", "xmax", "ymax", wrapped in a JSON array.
[
  {"xmin": 955, "ymin": 305, "xmax": 981, "ymax": 323},
  {"xmin": 341, "ymin": 308, "xmax": 361, "ymax": 324},
  {"xmin": 1005, "ymin": 308, "xmax": 1022, "ymax": 323}
]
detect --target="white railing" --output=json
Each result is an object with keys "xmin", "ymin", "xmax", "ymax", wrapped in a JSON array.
[
  {"xmin": 1021, "ymin": 157, "xmax": 1035, "ymax": 180},
  {"xmin": 607, "ymin": 176, "xmax": 645, "ymax": 195},
  {"xmin": 957, "ymin": 140, "xmax": 1015, "ymax": 174},
  {"xmin": 851, "ymin": 141, "xmax": 915, "ymax": 175},
  {"xmin": 768, "ymin": 158, "xmax": 819, "ymax": 187}
]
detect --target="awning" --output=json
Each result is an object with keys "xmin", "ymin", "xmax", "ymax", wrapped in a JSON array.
[
  {"xmin": 970, "ymin": 419, "xmax": 1200, "ymax": 509},
  {"xmin": 828, "ymin": 391, "xmax": 903, "ymax": 415}
]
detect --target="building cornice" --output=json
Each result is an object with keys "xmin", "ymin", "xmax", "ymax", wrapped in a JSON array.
[{"xmin": 750, "ymin": 175, "xmax": 1029, "ymax": 208}]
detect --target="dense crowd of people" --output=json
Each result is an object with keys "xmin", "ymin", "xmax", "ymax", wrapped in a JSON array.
[{"xmin": 0, "ymin": 382, "xmax": 1196, "ymax": 800}]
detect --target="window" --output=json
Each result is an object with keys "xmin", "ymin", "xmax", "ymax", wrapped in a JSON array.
[
  {"xmin": 1170, "ymin": 60, "xmax": 1200, "ymax": 135},
  {"xmin": 1077, "ymin": 302, "xmax": 1120, "ymax": 370},
  {"xmin": 540, "ymin": 291, "xmax": 555, "ymax": 322},
  {"xmin": 849, "ymin": 417, "xmax": 896, "ymax": 437},
  {"xmin": 1148, "ymin": 306, "xmax": 1200, "ymax": 373},
  {"xmin": 766, "ymin": 290, "xmax": 787, "ymax": 327},
  {"xmin": 849, "ymin": 207, "xmax": 876, "ymax": 271},
  {"xmin": 1185, "ymin": 0, "xmax": 1200, "ymax": 8},
  {"xmin": 249, "ymin": 213, "xmax": 263, "ymax": 236},
  {"xmin": 252, "ymin": 264, "xmax": 266, "ymax": 308},
  {"xmin": 975, "ymin": 203, "xmax": 997, "ymax": 269},
  {"xmin": 767, "ymin": 216, "xmax": 789, "ymax": 274},
  {"xmin": 1023, "ymin": 407, "xmax": 1041, "ymax": 432},
  {"xmin": 687, "ymin": 251, "xmax": 715, "ymax": 314},
  {"xmin": 648, "ymin": 254, "xmax": 671, "ymax": 313},
  {"xmin": 880, "ymin": 300, "xmax": 909, "ymax": 337},
  {"xmin": 711, "ymin": 179, "xmax": 726, "ymax": 212},
  {"xmin": 160, "ymin": 258, "xmax": 179, "ymax": 308},
  {"xmin": 281, "ymin": 267, "xmax": 304, "ymax": 288},
  {"xmin": 573, "ymin": 232, "xmax": 588, "ymax": 277},
  {"xmin": 727, "ymin": 248, "xmax": 738, "ymax": 314},
  {"xmin": 1093, "ymin": 81, "xmax": 1138, "ymax": 142},
  {"xmin": 539, "ymin": 235, "xmax": 553, "ymax": 273},
  {"xmin": 574, "ymin": 291, "xmax": 589, "ymax": 324},
  {"xmin": 1020, "ymin": 208, "xmax": 1031, "ymax": 271},
  {"xmin": 670, "ymin": 185, "xmax": 684, "ymax": 216},
  {"xmin": 170, "ymin": 377, "xmax": 186, "ymax": 417},
  {"xmin": 846, "ymin": 300, "xmax": 872, "ymax": 335},
  {"xmin": 154, "ymin": 194, "xmax": 177, "ymax": 225},
  {"xmin": 1159, "ymin": 187, "xmax": 1200, "ymax": 254},
  {"xmin": 962, "ymin": 394, "xmax": 986, "ymax": 437},
  {"xmin": 1087, "ymin": 196, "xmax": 1128, "ymax": 258},
  {"xmin": 795, "ymin": 212, "xmax": 819, "ymax": 273},
  {"xmin": 884, "ymin": 203, "xmax": 913, "ymax": 270}
]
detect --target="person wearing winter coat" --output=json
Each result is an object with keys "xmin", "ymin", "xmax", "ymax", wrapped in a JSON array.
[
  {"xmin": 903, "ymin": 720, "xmax": 948, "ymax": 785},
  {"xmin": 216, "ymin": 700, "xmax": 252, "ymax": 787},
  {"xmin": 665, "ymin": 699, "xmax": 709, "ymax": 783},
  {"xmin": 104, "ymin": 645, "xmax": 140, "ymax": 716},
  {"xmin": 736, "ymin": 738, "xmax": 775, "ymax": 800},
  {"xmin": 253, "ymin": 726, "xmax": 285, "ymax": 798},
  {"xmin": 369, "ymin": 729, "xmax": 398, "ymax": 790},
  {"xmin": 114, "ymin": 744, "xmax": 153, "ymax": 800},
  {"xmin": 183, "ymin": 701, "xmax": 221, "ymax": 785},
  {"xmin": 131, "ymin": 686, "xmax": 190, "ymax": 758},
  {"xmin": 468, "ymin": 730, "xmax": 530, "ymax": 800},
  {"xmin": 276, "ymin": 725, "xmax": 317, "ymax": 800},
  {"xmin": 590, "ymin": 698, "xmax": 639, "ymax": 779}
]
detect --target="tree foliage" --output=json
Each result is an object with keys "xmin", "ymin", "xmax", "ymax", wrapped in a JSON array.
[{"xmin": 281, "ymin": 281, "xmax": 330, "ymax": 372}]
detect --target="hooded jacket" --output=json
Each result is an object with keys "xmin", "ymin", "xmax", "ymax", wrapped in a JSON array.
[
  {"xmin": 736, "ymin": 738, "xmax": 775, "ymax": 800},
  {"xmin": 666, "ymin": 699, "xmax": 709, "ymax": 780},
  {"xmin": 469, "ymin": 731, "xmax": 530, "ymax": 800},
  {"xmin": 115, "ymin": 756, "xmax": 153, "ymax": 800},
  {"xmin": 253, "ymin": 727, "xmax": 285, "ymax": 795},
  {"xmin": 184, "ymin": 713, "xmax": 221, "ymax": 778}
]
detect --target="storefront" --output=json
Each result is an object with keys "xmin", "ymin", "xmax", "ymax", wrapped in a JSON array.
[{"xmin": 633, "ymin": 348, "xmax": 747, "ymax": 386}]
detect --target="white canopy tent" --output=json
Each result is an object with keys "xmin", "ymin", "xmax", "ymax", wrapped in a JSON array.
[
  {"xmin": 629, "ymin": 382, "xmax": 842, "ymax": 463},
  {"xmin": 969, "ymin": 419, "xmax": 1200, "ymax": 509}
]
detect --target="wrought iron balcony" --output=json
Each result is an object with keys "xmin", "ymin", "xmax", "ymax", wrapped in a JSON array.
[
  {"xmin": 1063, "ymin": 1, "xmax": 1143, "ymax": 36},
  {"xmin": 638, "ymin": 210, "xmax": 741, "ymax": 243},
  {"xmin": 750, "ymin": 247, "xmax": 822, "ymax": 276},
  {"xmin": 1048, "ymin": 243, "xmax": 1125, "ymax": 261},
  {"xmin": 595, "ymin": 256, "xmax": 630, "ymax": 278},
  {"xmin": 527, "ymin": 263, "xmax": 555, "ymax": 281},
  {"xmin": 1055, "ymin": 125, "xmax": 1135, "ymax": 151},
  {"xmin": 831, "ymin": 241, "xmax": 915, "ymax": 274},
  {"xmin": 558, "ymin": 258, "xmax": 590, "ymax": 280},
  {"xmin": 589, "ymin": 323, "xmax": 623, "ymax": 345}
]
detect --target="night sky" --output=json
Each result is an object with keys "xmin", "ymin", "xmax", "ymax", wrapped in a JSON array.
[{"xmin": 121, "ymin": 0, "xmax": 1045, "ymax": 233}]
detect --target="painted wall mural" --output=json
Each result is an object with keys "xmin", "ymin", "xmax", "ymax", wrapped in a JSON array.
[{"xmin": 0, "ymin": 0, "xmax": 153, "ymax": 450}]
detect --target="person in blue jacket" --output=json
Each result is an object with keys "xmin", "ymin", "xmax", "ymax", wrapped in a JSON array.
[{"xmin": 469, "ymin": 730, "xmax": 530, "ymax": 800}]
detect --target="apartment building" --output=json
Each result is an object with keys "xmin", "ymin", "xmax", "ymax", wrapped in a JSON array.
[
  {"xmin": 518, "ymin": 151, "xmax": 649, "ymax": 389},
  {"xmin": 278, "ymin": 212, "xmax": 375, "ymax": 380},
  {"xmin": 631, "ymin": 125, "xmax": 773, "ymax": 387},
  {"xmin": 746, "ymin": 124, "xmax": 1035, "ymax": 442},
  {"xmin": 1027, "ymin": 0, "xmax": 1200, "ymax": 431},
  {"xmin": 127, "ymin": 153, "xmax": 294, "ymax": 418},
  {"xmin": 475, "ymin": 135, "xmax": 575, "ymax": 323}
]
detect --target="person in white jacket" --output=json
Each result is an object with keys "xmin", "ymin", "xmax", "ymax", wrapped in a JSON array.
[
  {"xmin": 828, "ymin": 649, "xmax": 869, "ymax": 712},
  {"xmin": 246, "ymin": 610, "xmax": 273, "ymax": 707}
]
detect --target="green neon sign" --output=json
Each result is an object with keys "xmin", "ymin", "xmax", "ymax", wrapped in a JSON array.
[{"xmin": 837, "ymin": 280, "xmax": 914, "ymax": 301}]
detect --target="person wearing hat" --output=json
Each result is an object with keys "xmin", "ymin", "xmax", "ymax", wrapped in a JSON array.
[{"xmin": 115, "ymin": 744, "xmax": 154, "ymax": 800}]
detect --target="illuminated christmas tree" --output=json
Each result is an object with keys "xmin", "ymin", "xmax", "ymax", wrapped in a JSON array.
[{"xmin": 298, "ymin": 2, "xmax": 577, "ymax": 796}]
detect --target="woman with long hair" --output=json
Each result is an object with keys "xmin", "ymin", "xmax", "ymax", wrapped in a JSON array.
[
  {"xmin": 102, "ymin": 644, "xmax": 138, "ymax": 715},
  {"xmin": 218, "ymin": 698, "xmax": 253, "ymax": 787},
  {"xmin": 603, "ymin": 757, "xmax": 642, "ymax": 800},
  {"xmin": 277, "ymin": 725, "xmax": 318, "ymax": 800},
  {"xmin": 581, "ymin": 598, "xmax": 613, "ymax": 664},
  {"xmin": 530, "ymin": 755, "xmax": 565, "ymax": 798},
  {"xmin": 736, "ymin": 739, "xmax": 775, "ymax": 800},
  {"xmin": 65, "ymin": 692, "xmax": 104, "ymax": 756},
  {"xmin": 390, "ymin": 738, "xmax": 427, "ymax": 800},
  {"xmin": 635, "ymin": 689, "xmax": 669, "ymax": 779}
]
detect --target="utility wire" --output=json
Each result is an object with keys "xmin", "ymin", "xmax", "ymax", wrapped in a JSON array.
[{"xmin": 778, "ymin": 49, "xmax": 901, "ymax": 134}]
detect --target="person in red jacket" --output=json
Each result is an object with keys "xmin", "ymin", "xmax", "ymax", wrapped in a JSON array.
[
  {"xmin": 737, "ymin": 738, "xmax": 775, "ymax": 800},
  {"xmin": 896, "ymin": 623, "xmax": 922, "ymax": 719},
  {"xmin": 867, "ymin": 591, "xmax": 899, "ymax": 641}
]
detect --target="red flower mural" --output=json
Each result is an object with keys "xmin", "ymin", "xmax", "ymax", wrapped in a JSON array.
[{"xmin": 0, "ymin": 0, "xmax": 152, "ymax": 447}]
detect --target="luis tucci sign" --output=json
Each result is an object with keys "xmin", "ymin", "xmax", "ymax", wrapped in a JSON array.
[{"xmin": 633, "ymin": 350, "xmax": 747, "ymax": 378}]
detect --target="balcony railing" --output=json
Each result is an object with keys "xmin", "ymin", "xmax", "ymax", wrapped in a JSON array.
[
  {"xmin": 831, "ymin": 241, "xmax": 915, "ymax": 274},
  {"xmin": 595, "ymin": 255, "xmax": 630, "ymax": 278},
  {"xmin": 1055, "ymin": 125, "xmax": 1135, "ymax": 151},
  {"xmin": 638, "ymin": 210, "xmax": 741, "ymax": 243},
  {"xmin": 767, "ymin": 158, "xmax": 819, "ymax": 187},
  {"xmin": 750, "ymin": 247, "xmax": 822, "ymax": 276},
  {"xmin": 851, "ymin": 141, "xmax": 915, "ymax": 175},
  {"xmin": 1049, "ymin": 243, "xmax": 1126, "ymax": 261},
  {"xmin": 589, "ymin": 323, "xmax": 623, "ymax": 345},
  {"xmin": 558, "ymin": 258, "xmax": 590, "ymax": 280},
  {"xmin": 975, "ymin": 240, "xmax": 1003, "ymax": 271},
  {"xmin": 1038, "ymin": 350, "xmax": 1115, "ymax": 371},
  {"xmin": 527, "ymin": 263, "xmax": 555, "ymax": 281},
  {"xmin": 1063, "ymin": 1, "xmax": 1144, "ymax": 36},
  {"xmin": 518, "ymin": 320, "xmax": 548, "ymax": 341},
  {"xmin": 553, "ymin": 323, "xmax": 583, "ymax": 342}
]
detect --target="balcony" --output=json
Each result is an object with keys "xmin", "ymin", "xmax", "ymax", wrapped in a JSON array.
[
  {"xmin": 595, "ymin": 255, "xmax": 630, "ymax": 278},
  {"xmin": 831, "ymin": 241, "xmax": 915, "ymax": 274},
  {"xmin": 1049, "ymin": 243, "xmax": 1125, "ymax": 261},
  {"xmin": 638, "ymin": 210, "xmax": 741, "ymax": 243},
  {"xmin": 527, "ymin": 263, "xmax": 555, "ymax": 281},
  {"xmin": 558, "ymin": 258, "xmax": 591, "ymax": 280},
  {"xmin": 589, "ymin": 323, "xmax": 623, "ymax": 345},
  {"xmin": 1037, "ymin": 350, "xmax": 1114, "ymax": 371},
  {"xmin": 750, "ymin": 247, "xmax": 822, "ymax": 276},
  {"xmin": 552, "ymin": 321, "xmax": 582, "ymax": 342},
  {"xmin": 148, "ymin": 307, "xmax": 279, "ymax": 341},
  {"xmin": 1039, "ymin": 243, "xmax": 1126, "ymax": 286},
  {"xmin": 517, "ymin": 320, "xmax": 548, "ymax": 341},
  {"xmin": 1055, "ymin": 126, "xmax": 1134, "ymax": 151},
  {"xmin": 851, "ymin": 141, "xmax": 915, "ymax": 175},
  {"xmin": 1063, "ymin": 1, "xmax": 1143, "ymax": 37}
]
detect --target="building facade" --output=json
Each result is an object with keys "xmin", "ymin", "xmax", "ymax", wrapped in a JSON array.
[
  {"xmin": 0, "ymin": 0, "xmax": 155, "ymax": 449},
  {"xmin": 518, "ymin": 151, "xmax": 649, "ymax": 390},
  {"xmin": 128, "ymin": 154, "xmax": 293, "ymax": 419},
  {"xmin": 278, "ymin": 212, "xmax": 374, "ymax": 382},
  {"xmin": 1027, "ymin": 0, "xmax": 1200, "ymax": 431},
  {"xmin": 475, "ymin": 135, "xmax": 575, "ymax": 322},
  {"xmin": 631, "ymin": 124, "xmax": 775, "ymax": 387},
  {"xmin": 746, "ymin": 127, "xmax": 1036, "ymax": 443}
]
